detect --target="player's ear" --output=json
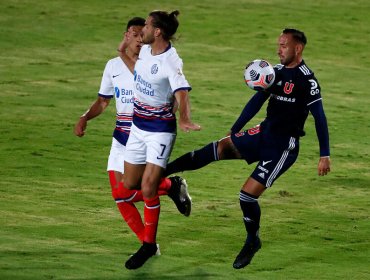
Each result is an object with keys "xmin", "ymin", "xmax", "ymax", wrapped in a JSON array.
[
  {"xmin": 154, "ymin": 27, "xmax": 162, "ymax": 38},
  {"xmin": 295, "ymin": 43, "xmax": 303, "ymax": 55}
]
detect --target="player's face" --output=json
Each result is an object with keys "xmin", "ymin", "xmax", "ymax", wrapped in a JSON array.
[
  {"xmin": 141, "ymin": 16, "xmax": 156, "ymax": 44},
  {"xmin": 126, "ymin": 25, "xmax": 143, "ymax": 55},
  {"xmin": 277, "ymin": 33, "xmax": 297, "ymax": 67}
]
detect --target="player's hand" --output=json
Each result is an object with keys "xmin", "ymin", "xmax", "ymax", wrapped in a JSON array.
[
  {"xmin": 179, "ymin": 121, "xmax": 201, "ymax": 133},
  {"xmin": 318, "ymin": 156, "xmax": 331, "ymax": 176},
  {"xmin": 74, "ymin": 116, "xmax": 87, "ymax": 137},
  {"xmin": 117, "ymin": 32, "xmax": 130, "ymax": 52}
]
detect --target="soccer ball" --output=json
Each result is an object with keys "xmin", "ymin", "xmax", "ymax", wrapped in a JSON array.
[{"xmin": 244, "ymin": 59, "xmax": 275, "ymax": 91}]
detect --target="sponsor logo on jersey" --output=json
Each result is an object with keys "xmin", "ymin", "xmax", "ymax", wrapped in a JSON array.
[
  {"xmin": 114, "ymin": 87, "xmax": 134, "ymax": 103},
  {"xmin": 112, "ymin": 73, "xmax": 121, "ymax": 78},
  {"xmin": 270, "ymin": 94, "xmax": 296, "ymax": 103},
  {"xmin": 309, "ymin": 79, "xmax": 320, "ymax": 95},
  {"xmin": 262, "ymin": 160, "xmax": 272, "ymax": 166},
  {"xmin": 135, "ymin": 74, "xmax": 154, "ymax": 96}
]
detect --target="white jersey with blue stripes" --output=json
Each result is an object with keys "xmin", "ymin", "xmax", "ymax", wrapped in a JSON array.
[
  {"xmin": 98, "ymin": 57, "xmax": 134, "ymax": 145},
  {"xmin": 132, "ymin": 44, "xmax": 191, "ymax": 132}
]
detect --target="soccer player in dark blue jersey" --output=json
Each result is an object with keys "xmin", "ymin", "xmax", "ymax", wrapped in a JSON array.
[{"xmin": 164, "ymin": 28, "xmax": 331, "ymax": 269}]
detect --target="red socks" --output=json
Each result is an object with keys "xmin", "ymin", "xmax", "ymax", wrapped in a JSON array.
[
  {"xmin": 116, "ymin": 202, "xmax": 145, "ymax": 242},
  {"xmin": 158, "ymin": 177, "xmax": 171, "ymax": 196},
  {"xmin": 109, "ymin": 171, "xmax": 171, "ymax": 244},
  {"xmin": 143, "ymin": 196, "xmax": 160, "ymax": 244}
]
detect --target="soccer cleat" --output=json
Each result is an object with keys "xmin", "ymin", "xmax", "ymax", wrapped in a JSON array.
[
  {"xmin": 168, "ymin": 176, "xmax": 192, "ymax": 217},
  {"xmin": 233, "ymin": 237, "xmax": 262, "ymax": 269},
  {"xmin": 125, "ymin": 242, "xmax": 158, "ymax": 270}
]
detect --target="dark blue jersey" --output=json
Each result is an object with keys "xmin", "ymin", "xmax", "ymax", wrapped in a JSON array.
[
  {"xmin": 231, "ymin": 60, "xmax": 330, "ymax": 157},
  {"xmin": 263, "ymin": 60, "xmax": 322, "ymax": 137}
]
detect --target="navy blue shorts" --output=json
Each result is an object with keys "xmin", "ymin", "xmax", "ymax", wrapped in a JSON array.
[{"xmin": 231, "ymin": 125, "xmax": 299, "ymax": 187}]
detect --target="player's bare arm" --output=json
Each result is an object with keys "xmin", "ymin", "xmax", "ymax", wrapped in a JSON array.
[
  {"xmin": 174, "ymin": 89, "xmax": 201, "ymax": 132},
  {"xmin": 74, "ymin": 96, "xmax": 110, "ymax": 137}
]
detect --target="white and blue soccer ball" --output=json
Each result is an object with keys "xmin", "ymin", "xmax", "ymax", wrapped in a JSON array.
[{"xmin": 244, "ymin": 59, "xmax": 275, "ymax": 91}]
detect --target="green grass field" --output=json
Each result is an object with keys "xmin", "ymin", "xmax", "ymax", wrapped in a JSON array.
[{"xmin": 1, "ymin": 0, "xmax": 369, "ymax": 279}]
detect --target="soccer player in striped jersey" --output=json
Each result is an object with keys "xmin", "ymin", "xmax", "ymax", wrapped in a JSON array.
[
  {"xmin": 74, "ymin": 17, "xmax": 192, "ymax": 254},
  {"xmin": 122, "ymin": 10, "xmax": 201, "ymax": 269},
  {"xmin": 164, "ymin": 28, "xmax": 331, "ymax": 269}
]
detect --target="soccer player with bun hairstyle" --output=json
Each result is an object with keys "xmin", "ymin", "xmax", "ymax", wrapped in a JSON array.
[
  {"xmin": 123, "ymin": 10, "xmax": 201, "ymax": 269},
  {"xmin": 74, "ymin": 16, "xmax": 192, "ymax": 256},
  {"xmin": 164, "ymin": 28, "xmax": 331, "ymax": 269}
]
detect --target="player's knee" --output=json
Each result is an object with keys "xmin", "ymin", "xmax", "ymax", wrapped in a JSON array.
[
  {"xmin": 218, "ymin": 137, "xmax": 240, "ymax": 159},
  {"xmin": 140, "ymin": 178, "xmax": 159, "ymax": 198},
  {"xmin": 111, "ymin": 181, "xmax": 133, "ymax": 200}
]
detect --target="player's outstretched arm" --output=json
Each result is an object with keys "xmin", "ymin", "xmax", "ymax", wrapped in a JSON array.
[
  {"xmin": 230, "ymin": 91, "xmax": 268, "ymax": 133},
  {"xmin": 74, "ymin": 96, "xmax": 110, "ymax": 137},
  {"xmin": 175, "ymin": 89, "xmax": 201, "ymax": 132}
]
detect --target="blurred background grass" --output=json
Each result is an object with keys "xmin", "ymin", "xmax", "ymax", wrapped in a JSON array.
[{"xmin": 0, "ymin": 0, "xmax": 369, "ymax": 279}]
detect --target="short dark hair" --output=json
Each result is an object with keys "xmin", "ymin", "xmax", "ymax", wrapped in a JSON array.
[
  {"xmin": 126, "ymin": 17, "xmax": 145, "ymax": 31},
  {"xmin": 149, "ymin": 10, "xmax": 180, "ymax": 41},
  {"xmin": 283, "ymin": 28, "xmax": 307, "ymax": 45}
]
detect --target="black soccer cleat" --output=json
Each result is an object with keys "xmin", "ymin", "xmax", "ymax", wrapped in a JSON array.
[
  {"xmin": 233, "ymin": 237, "xmax": 262, "ymax": 269},
  {"xmin": 168, "ymin": 176, "xmax": 192, "ymax": 217},
  {"xmin": 125, "ymin": 242, "xmax": 158, "ymax": 270}
]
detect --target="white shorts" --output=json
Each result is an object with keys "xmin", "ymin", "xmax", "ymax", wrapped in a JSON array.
[
  {"xmin": 125, "ymin": 124, "xmax": 177, "ymax": 168},
  {"xmin": 107, "ymin": 138, "xmax": 126, "ymax": 173}
]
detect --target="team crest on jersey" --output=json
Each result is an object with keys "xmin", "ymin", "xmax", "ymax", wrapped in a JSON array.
[
  {"xmin": 151, "ymin": 64, "xmax": 158, "ymax": 74},
  {"xmin": 283, "ymin": 82, "xmax": 294, "ymax": 94}
]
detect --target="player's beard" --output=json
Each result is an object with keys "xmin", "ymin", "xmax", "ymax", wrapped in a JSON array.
[
  {"xmin": 142, "ymin": 32, "xmax": 155, "ymax": 44},
  {"xmin": 279, "ymin": 50, "xmax": 297, "ymax": 67},
  {"xmin": 280, "ymin": 55, "xmax": 293, "ymax": 67}
]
